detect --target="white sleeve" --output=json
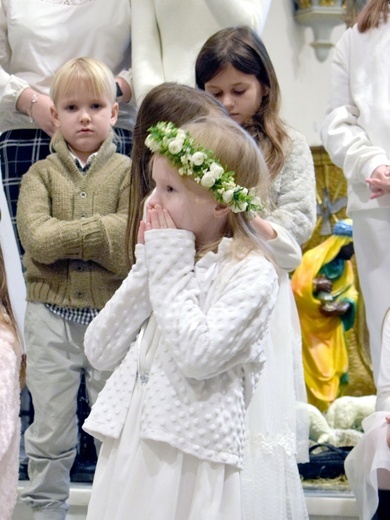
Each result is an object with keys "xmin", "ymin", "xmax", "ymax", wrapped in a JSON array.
[
  {"xmin": 0, "ymin": 0, "xmax": 29, "ymax": 112},
  {"xmin": 204, "ymin": 0, "xmax": 271, "ymax": 32},
  {"xmin": 0, "ymin": 328, "xmax": 18, "ymax": 461},
  {"xmin": 131, "ymin": 0, "xmax": 165, "ymax": 105},
  {"xmin": 266, "ymin": 222, "xmax": 302, "ymax": 272},
  {"xmin": 144, "ymin": 229, "xmax": 278, "ymax": 380},
  {"xmin": 84, "ymin": 244, "xmax": 151, "ymax": 371},
  {"xmin": 321, "ymin": 33, "xmax": 390, "ymax": 183}
]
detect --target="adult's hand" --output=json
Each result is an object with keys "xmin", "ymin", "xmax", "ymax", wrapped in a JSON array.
[
  {"xmin": 366, "ymin": 165, "xmax": 390, "ymax": 199},
  {"xmin": 251, "ymin": 214, "xmax": 277, "ymax": 240},
  {"xmin": 115, "ymin": 77, "xmax": 132, "ymax": 104},
  {"xmin": 16, "ymin": 88, "xmax": 56, "ymax": 137}
]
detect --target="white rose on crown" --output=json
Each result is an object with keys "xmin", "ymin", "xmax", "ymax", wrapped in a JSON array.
[
  {"xmin": 145, "ymin": 135, "xmax": 160, "ymax": 153},
  {"xmin": 222, "ymin": 189, "xmax": 234, "ymax": 204},
  {"xmin": 200, "ymin": 172, "xmax": 217, "ymax": 188},
  {"xmin": 176, "ymin": 129, "xmax": 187, "ymax": 141},
  {"xmin": 190, "ymin": 151, "xmax": 206, "ymax": 166},
  {"xmin": 209, "ymin": 162, "xmax": 224, "ymax": 179},
  {"xmin": 200, "ymin": 162, "xmax": 225, "ymax": 187},
  {"xmin": 232, "ymin": 200, "xmax": 248, "ymax": 213},
  {"xmin": 168, "ymin": 139, "xmax": 184, "ymax": 154}
]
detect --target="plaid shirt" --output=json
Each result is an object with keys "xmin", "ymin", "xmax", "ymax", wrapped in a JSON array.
[{"xmin": 45, "ymin": 303, "xmax": 99, "ymax": 325}]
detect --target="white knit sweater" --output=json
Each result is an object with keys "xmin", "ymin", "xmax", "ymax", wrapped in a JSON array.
[
  {"xmin": 321, "ymin": 20, "xmax": 390, "ymax": 213},
  {"xmin": 266, "ymin": 127, "xmax": 316, "ymax": 246},
  {"xmin": 84, "ymin": 230, "xmax": 278, "ymax": 469}
]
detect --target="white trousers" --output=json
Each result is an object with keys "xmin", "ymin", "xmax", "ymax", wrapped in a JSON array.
[{"xmin": 351, "ymin": 208, "xmax": 390, "ymax": 384}]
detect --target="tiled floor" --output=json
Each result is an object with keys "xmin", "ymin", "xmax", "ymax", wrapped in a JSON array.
[{"xmin": 13, "ymin": 482, "xmax": 360, "ymax": 520}]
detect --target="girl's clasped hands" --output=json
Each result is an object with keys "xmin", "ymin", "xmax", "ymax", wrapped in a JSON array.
[{"xmin": 138, "ymin": 204, "xmax": 176, "ymax": 245}]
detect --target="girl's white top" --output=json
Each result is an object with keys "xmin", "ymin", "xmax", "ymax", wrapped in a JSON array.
[
  {"xmin": 0, "ymin": 320, "xmax": 21, "ymax": 520},
  {"xmin": 84, "ymin": 229, "xmax": 278, "ymax": 469},
  {"xmin": 131, "ymin": 0, "xmax": 271, "ymax": 104},
  {"xmin": 0, "ymin": 0, "xmax": 136, "ymax": 132},
  {"xmin": 321, "ymin": 19, "xmax": 390, "ymax": 213}
]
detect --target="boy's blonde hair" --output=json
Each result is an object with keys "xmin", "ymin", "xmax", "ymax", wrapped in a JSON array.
[
  {"xmin": 181, "ymin": 116, "xmax": 270, "ymax": 257},
  {"xmin": 50, "ymin": 57, "xmax": 116, "ymax": 105}
]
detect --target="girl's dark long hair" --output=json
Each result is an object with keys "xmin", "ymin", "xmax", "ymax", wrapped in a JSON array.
[{"xmin": 195, "ymin": 25, "xmax": 289, "ymax": 180}]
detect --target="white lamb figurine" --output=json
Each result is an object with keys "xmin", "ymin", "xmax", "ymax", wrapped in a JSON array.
[
  {"xmin": 326, "ymin": 395, "xmax": 376, "ymax": 430},
  {"xmin": 307, "ymin": 403, "xmax": 363, "ymax": 447}
]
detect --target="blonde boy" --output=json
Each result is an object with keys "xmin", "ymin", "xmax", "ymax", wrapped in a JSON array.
[{"xmin": 16, "ymin": 58, "xmax": 131, "ymax": 520}]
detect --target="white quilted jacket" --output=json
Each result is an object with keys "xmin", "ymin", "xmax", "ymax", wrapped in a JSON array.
[{"xmin": 83, "ymin": 229, "xmax": 278, "ymax": 469}]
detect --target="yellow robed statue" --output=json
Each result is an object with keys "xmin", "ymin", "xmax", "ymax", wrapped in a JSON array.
[{"xmin": 291, "ymin": 219, "xmax": 358, "ymax": 412}]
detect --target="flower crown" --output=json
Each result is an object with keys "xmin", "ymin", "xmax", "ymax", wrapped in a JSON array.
[{"xmin": 145, "ymin": 121, "xmax": 263, "ymax": 216}]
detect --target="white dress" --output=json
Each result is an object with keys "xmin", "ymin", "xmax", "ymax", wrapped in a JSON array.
[
  {"xmin": 86, "ymin": 315, "xmax": 242, "ymax": 520},
  {"xmin": 242, "ymin": 272, "xmax": 309, "ymax": 520},
  {"xmin": 344, "ymin": 310, "xmax": 390, "ymax": 520},
  {"xmin": 84, "ymin": 231, "xmax": 279, "ymax": 519}
]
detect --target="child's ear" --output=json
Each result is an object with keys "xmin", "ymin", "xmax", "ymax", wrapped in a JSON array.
[
  {"xmin": 213, "ymin": 203, "xmax": 230, "ymax": 219},
  {"xmin": 110, "ymin": 102, "xmax": 119, "ymax": 127},
  {"xmin": 50, "ymin": 105, "xmax": 61, "ymax": 129}
]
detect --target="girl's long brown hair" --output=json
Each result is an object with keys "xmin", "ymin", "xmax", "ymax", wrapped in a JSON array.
[
  {"xmin": 195, "ymin": 26, "xmax": 289, "ymax": 181},
  {"xmin": 356, "ymin": 0, "xmax": 388, "ymax": 32},
  {"xmin": 126, "ymin": 83, "xmax": 227, "ymax": 266},
  {"xmin": 0, "ymin": 243, "xmax": 18, "ymax": 337}
]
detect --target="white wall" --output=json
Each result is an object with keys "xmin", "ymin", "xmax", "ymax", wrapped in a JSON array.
[{"xmin": 262, "ymin": 0, "xmax": 347, "ymax": 146}]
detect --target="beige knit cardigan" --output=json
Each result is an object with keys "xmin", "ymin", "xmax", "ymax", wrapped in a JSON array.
[{"xmin": 17, "ymin": 133, "xmax": 131, "ymax": 309}]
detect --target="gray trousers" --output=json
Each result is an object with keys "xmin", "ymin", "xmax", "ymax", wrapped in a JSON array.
[{"xmin": 20, "ymin": 302, "xmax": 110, "ymax": 520}]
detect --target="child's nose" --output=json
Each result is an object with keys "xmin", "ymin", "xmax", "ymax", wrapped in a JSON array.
[
  {"xmin": 148, "ymin": 192, "xmax": 158, "ymax": 207},
  {"xmin": 80, "ymin": 110, "xmax": 91, "ymax": 123},
  {"xmin": 221, "ymin": 94, "xmax": 234, "ymax": 110}
]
